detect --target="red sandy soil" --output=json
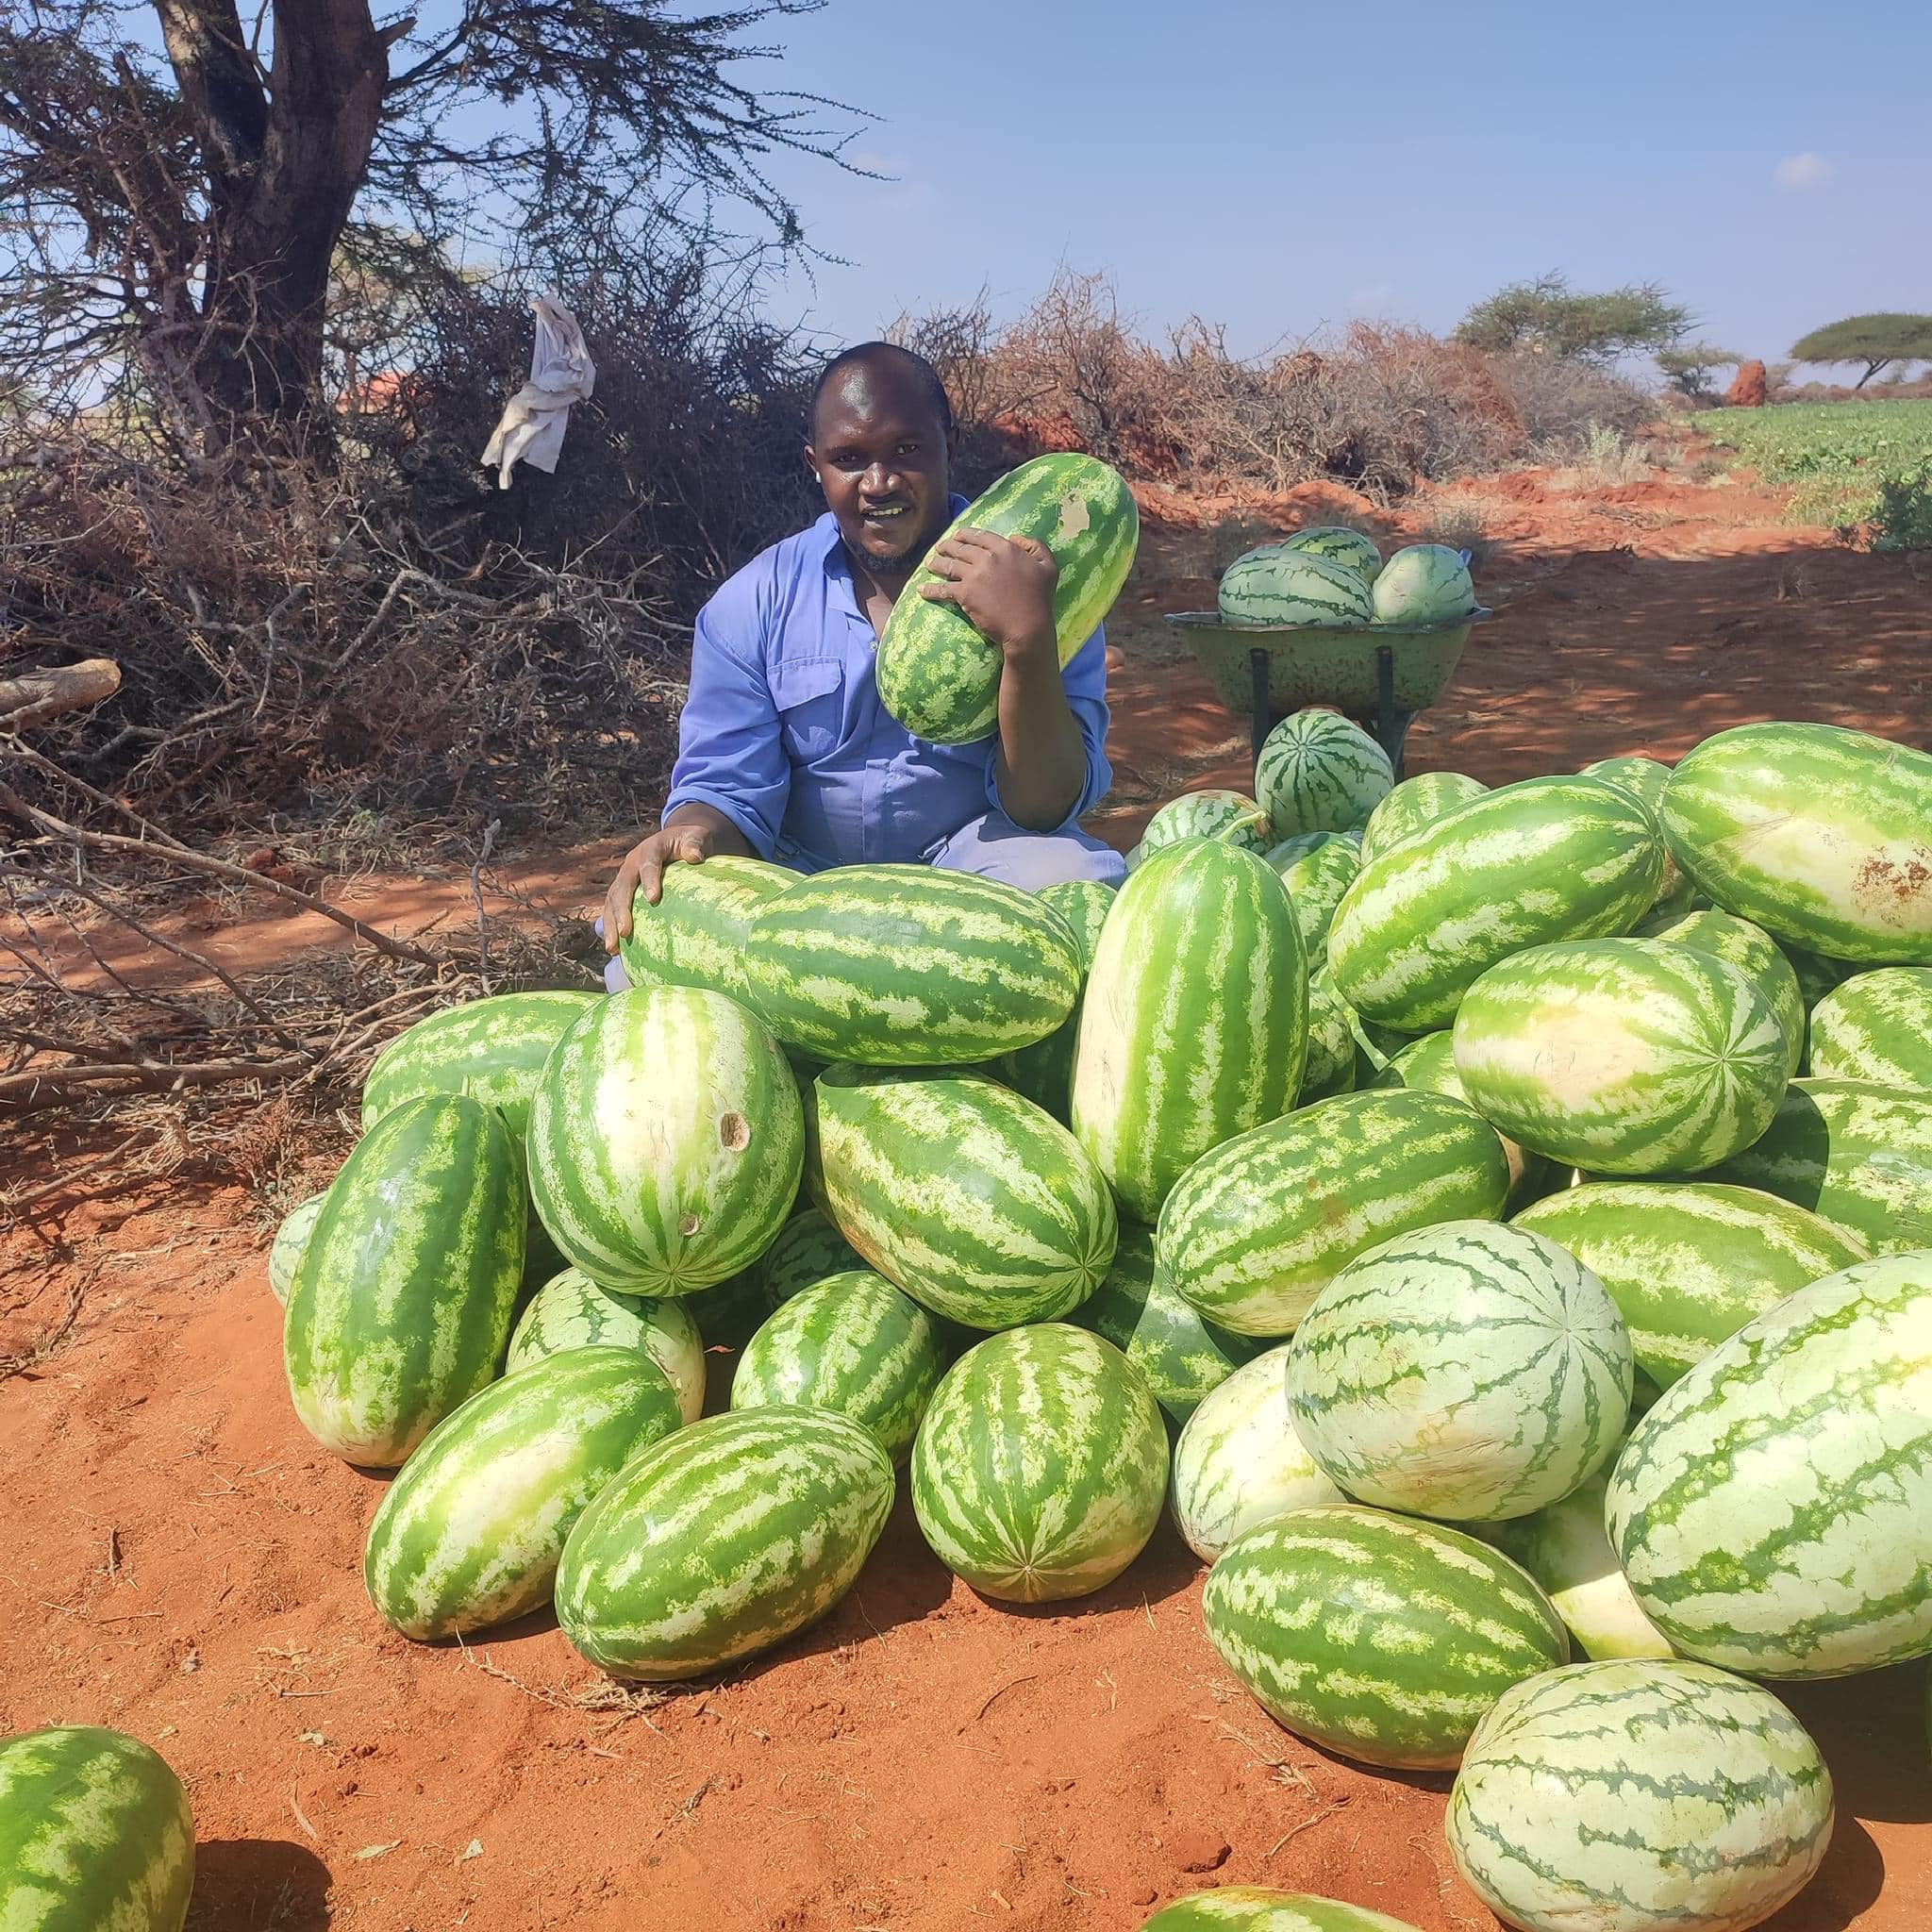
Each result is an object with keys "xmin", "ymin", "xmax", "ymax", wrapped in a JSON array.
[{"xmin": 4, "ymin": 464, "xmax": 1930, "ymax": 1931}]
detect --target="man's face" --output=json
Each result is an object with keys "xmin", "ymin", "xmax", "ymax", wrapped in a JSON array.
[{"xmin": 806, "ymin": 362, "xmax": 954, "ymax": 575}]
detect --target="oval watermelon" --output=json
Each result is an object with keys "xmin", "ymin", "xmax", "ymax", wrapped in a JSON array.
[
  {"xmin": 1140, "ymin": 1892, "xmax": 1422, "ymax": 1931},
  {"xmin": 1298, "ymin": 970, "xmax": 1359, "ymax": 1103},
  {"xmin": 506, "ymin": 1268, "xmax": 707, "ymax": 1424},
  {"xmin": 1219, "ymin": 545, "xmax": 1374, "ymax": 627},
  {"xmin": 1283, "ymin": 525, "xmax": 1383, "ymax": 582},
  {"xmin": 1265, "ymin": 833, "xmax": 1359, "ymax": 962},
  {"xmin": 1370, "ymin": 543, "xmax": 1475, "ymax": 625},
  {"xmin": 1255, "ymin": 709, "xmax": 1393, "ymax": 840},
  {"xmin": 1372, "ymin": 1028, "xmax": 1552, "ymax": 1209},
  {"xmin": 1642, "ymin": 905, "xmax": 1805, "ymax": 1079},
  {"xmin": 1357, "ymin": 770, "xmax": 1488, "ymax": 865},
  {"xmin": 618, "ymin": 853, "xmax": 795, "ymax": 1002},
  {"xmin": 996, "ymin": 875, "xmax": 1115, "ymax": 1122},
  {"xmin": 1808, "ymin": 967, "xmax": 1932, "ymax": 1090}
]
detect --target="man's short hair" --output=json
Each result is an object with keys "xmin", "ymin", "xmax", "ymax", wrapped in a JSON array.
[{"xmin": 809, "ymin": 341, "xmax": 955, "ymax": 439}]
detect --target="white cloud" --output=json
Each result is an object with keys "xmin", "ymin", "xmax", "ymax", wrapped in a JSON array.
[{"xmin": 1774, "ymin": 152, "xmax": 1834, "ymax": 192}]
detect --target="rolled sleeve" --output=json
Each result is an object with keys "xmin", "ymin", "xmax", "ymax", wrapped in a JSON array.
[
  {"xmin": 987, "ymin": 623, "xmax": 1115, "ymax": 829},
  {"xmin": 663, "ymin": 584, "xmax": 788, "ymax": 858}
]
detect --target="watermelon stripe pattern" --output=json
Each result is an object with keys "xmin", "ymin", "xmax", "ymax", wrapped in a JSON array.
[
  {"xmin": 1157, "ymin": 1090, "xmax": 1510, "ymax": 1337},
  {"xmin": 1266, "ymin": 835, "xmax": 1359, "ymax": 962},
  {"xmin": 1447, "ymin": 1660, "xmax": 1833, "ymax": 1932},
  {"xmin": 754, "ymin": 1206, "xmax": 867, "ymax": 1306},
  {"xmin": 1283, "ymin": 526, "xmax": 1383, "ymax": 581},
  {"xmin": 1203, "ymin": 1505, "xmax": 1568, "ymax": 1769},
  {"xmin": 997, "ymin": 875, "xmax": 1115, "ymax": 1121},
  {"xmin": 1219, "ymin": 545, "xmax": 1374, "ymax": 627},
  {"xmin": 1298, "ymin": 970, "xmax": 1358, "ymax": 1103},
  {"xmin": 0, "ymin": 1726, "xmax": 194, "ymax": 1932},
  {"xmin": 1072, "ymin": 841, "xmax": 1307, "ymax": 1223},
  {"xmin": 1606, "ymin": 1251, "xmax": 1932, "ymax": 1678},
  {"xmin": 268, "ymin": 1190, "xmax": 326, "ymax": 1306},
  {"xmin": 1327, "ymin": 775, "xmax": 1665, "ymax": 1032},
  {"xmin": 363, "ymin": 1346, "xmax": 685, "ymax": 1640},
  {"xmin": 1255, "ymin": 710, "xmax": 1393, "ymax": 840},
  {"xmin": 1357, "ymin": 771, "xmax": 1487, "ymax": 865},
  {"xmin": 618, "ymin": 854, "xmax": 794, "ymax": 1002},
  {"xmin": 742, "ymin": 866, "xmax": 1082, "ymax": 1065},
  {"xmin": 1660, "ymin": 721, "xmax": 1932, "ymax": 964},
  {"xmin": 1374, "ymin": 1028, "xmax": 1550, "ymax": 1208},
  {"xmin": 1808, "ymin": 967, "xmax": 1932, "ymax": 1090},
  {"xmin": 877, "ymin": 454, "xmax": 1140, "ymax": 744},
  {"xmin": 1141, "ymin": 1892, "xmax": 1423, "ymax": 1931},
  {"xmin": 1138, "ymin": 791, "xmax": 1274, "ymax": 862},
  {"xmin": 507, "ymin": 1269, "xmax": 708, "ymax": 1424},
  {"xmin": 1642, "ymin": 906, "xmax": 1806, "ymax": 1079},
  {"xmin": 556, "ymin": 1407, "xmax": 894, "ymax": 1680},
  {"xmin": 525, "ymin": 987, "xmax": 803, "ymax": 1297}
]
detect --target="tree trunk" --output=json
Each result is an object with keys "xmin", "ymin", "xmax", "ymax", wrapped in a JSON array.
[{"xmin": 1855, "ymin": 360, "xmax": 1890, "ymax": 391}]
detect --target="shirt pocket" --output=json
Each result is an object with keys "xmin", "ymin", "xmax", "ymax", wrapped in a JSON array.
[{"xmin": 769, "ymin": 656, "xmax": 845, "ymax": 765}]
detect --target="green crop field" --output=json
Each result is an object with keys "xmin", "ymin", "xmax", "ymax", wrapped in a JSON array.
[{"xmin": 1695, "ymin": 399, "xmax": 1932, "ymax": 544}]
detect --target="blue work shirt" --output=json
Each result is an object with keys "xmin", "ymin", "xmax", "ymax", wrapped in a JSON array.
[{"xmin": 662, "ymin": 499, "xmax": 1113, "ymax": 873}]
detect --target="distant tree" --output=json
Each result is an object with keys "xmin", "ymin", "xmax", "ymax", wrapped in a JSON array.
[
  {"xmin": 1455, "ymin": 273, "xmax": 1692, "ymax": 366},
  {"xmin": 1657, "ymin": 343, "xmax": 1744, "ymax": 398},
  {"xmin": 1788, "ymin": 314, "xmax": 1932, "ymax": 389}
]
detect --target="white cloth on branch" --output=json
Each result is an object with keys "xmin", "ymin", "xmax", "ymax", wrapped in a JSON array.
[{"xmin": 479, "ymin": 293, "xmax": 596, "ymax": 490}]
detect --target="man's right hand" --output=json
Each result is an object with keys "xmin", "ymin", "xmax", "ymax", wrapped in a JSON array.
[{"xmin": 600, "ymin": 808, "xmax": 747, "ymax": 954}]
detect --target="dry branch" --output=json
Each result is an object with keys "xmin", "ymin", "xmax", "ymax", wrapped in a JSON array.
[{"xmin": 0, "ymin": 658, "xmax": 122, "ymax": 730}]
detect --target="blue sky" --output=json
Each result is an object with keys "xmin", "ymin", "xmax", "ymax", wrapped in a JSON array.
[{"xmin": 743, "ymin": 0, "xmax": 1932, "ymax": 369}]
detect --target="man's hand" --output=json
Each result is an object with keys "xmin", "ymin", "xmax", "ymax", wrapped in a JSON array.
[
  {"xmin": 600, "ymin": 807, "xmax": 750, "ymax": 954},
  {"xmin": 918, "ymin": 528, "xmax": 1059, "ymax": 657}
]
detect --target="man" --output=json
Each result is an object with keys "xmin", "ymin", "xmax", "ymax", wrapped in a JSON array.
[{"xmin": 600, "ymin": 341, "xmax": 1124, "ymax": 978}]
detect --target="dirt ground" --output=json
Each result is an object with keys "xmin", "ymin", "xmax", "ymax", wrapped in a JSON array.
[{"xmin": 4, "ymin": 462, "xmax": 1930, "ymax": 1931}]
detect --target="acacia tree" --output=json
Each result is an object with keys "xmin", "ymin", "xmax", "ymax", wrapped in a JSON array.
[
  {"xmin": 1789, "ymin": 314, "xmax": 1932, "ymax": 389},
  {"xmin": 0, "ymin": 1, "xmax": 858, "ymax": 442},
  {"xmin": 1455, "ymin": 272, "xmax": 1691, "ymax": 366},
  {"xmin": 1656, "ymin": 343, "xmax": 1743, "ymax": 398}
]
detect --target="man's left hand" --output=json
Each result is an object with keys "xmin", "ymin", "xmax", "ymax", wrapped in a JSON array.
[{"xmin": 918, "ymin": 528, "xmax": 1058, "ymax": 656}]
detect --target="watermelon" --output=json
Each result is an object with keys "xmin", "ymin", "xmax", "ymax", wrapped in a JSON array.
[
  {"xmin": 1327, "ymin": 775, "xmax": 1664, "ymax": 1032},
  {"xmin": 1579, "ymin": 753, "xmax": 1671, "ymax": 808},
  {"xmin": 267, "ymin": 1190, "xmax": 326, "ymax": 1305},
  {"xmin": 1357, "ymin": 770, "xmax": 1487, "ymax": 864},
  {"xmin": 1447, "ymin": 1660, "xmax": 1833, "ymax": 1932},
  {"xmin": 556, "ymin": 1406, "xmax": 893, "ymax": 1679},
  {"xmin": 0, "ymin": 1725, "xmax": 193, "ymax": 1932},
  {"xmin": 1137, "ymin": 790, "xmax": 1274, "ymax": 861},
  {"xmin": 1452, "ymin": 939, "xmax": 1789, "ymax": 1175},
  {"xmin": 360, "ymin": 990, "xmax": 599, "ymax": 1136},
  {"xmin": 363, "ymin": 1345, "xmax": 684, "ymax": 1640},
  {"xmin": 1287, "ymin": 1221, "xmax": 1632, "ymax": 1522},
  {"xmin": 809, "ymin": 1064, "xmax": 1115, "ymax": 1329},
  {"xmin": 1203, "ymin": 1505, "xmax": 1568, "ymax": 1769},
  {"xmin": 617, "ymin": 854, "xmax": 795, "ymax": 1001},
  {"xmin": 1696, "ymin": 1076, "xmax": 1932, "ymax": 1254},
  {"xmin": 730, "ymin": 1269, "xmax": 942, "ymax": 1461},
  {"xmin": 911, "ymin": 1324, "xmax": 1168, "ymax": 1602},
  {"xmin": 1607, "ymin": 1250, "xmax": 1932, "ymax": 1678},
  {"xmin": 1370, "ymin": 543, "xmax": 1475, "ymax": 625},
  {"xmin": 1346, "ymin": 1003, "xmax": 1415, "ymax": 1089},
  {"xmin": 1283, "ymin": 525, "xmax": 1383, "ymax": 581},
  {"xmin": 1511, "ymin": 1183, "xmax": 1868, "ymax": 1390},
  {"xmin": 1218, "ymin": 545, "xmax": 1374, "ymax": 627},
  {"xmin": 741, "ymin": 865, "xmax": 1081, "ymax": 1065},
  {"xmin": 876, "ymin": 453, "xmax": 1140, "ymax": 743},
  {"xmin": 525, "ymin": 986, "xmax": 802, "ymax": 1297},
  {"xmin": 1660, "ymin": 722, "xmax": 1932, "ymax": 965},
  {"xmin": 1298, "ymin": 970, "xmax": 1358, "ymax": 1103},
  {"xmin": 1073, "ymin": 1222, "xmax": 1257, "ymax": 1424},
  {"xmin": 285, "ymin": 1093, "xmax": 523, "ymax": 1466},
  {"xmin": 1254, "ymin": 709, "xmax": 1393, "ymax": 839},
  {"xmin": 1642, "ymin": 906, "xmax": 1805, "ymax": 1079},
  {"xmin": 1072, "ymin": 841, "xmax": 1307, "ymax": 1222},
  {"xmin": 1156, "ymin": 1090, "xmax": 1510, "ymax": 1338},
  {"xmin": 507, "ymin": 1268, "xmax": 707, "ymax": 1424},
  {"xmin": 1373, "ymin": 1028, "xmax": 1551, "ymax": 1208},
  {"xmin": 1265, "ymin": 833, "xmax": 1358, "ymax": 961},
  {"xmin": 1140, "ymin": 1892, "xmax": 1422, "ymax": 1932},
  {"xmin": 755, "ymin": 1206, "xmax": 868, "ymax": 1306},
  {"xmin": 997, "ymin": 875, "xmax": 1114, "ymax": 1121},
  {"xmin": 1786, "ymin": 942, "xmax": 1855, "ymax": 1011},
  {"xmin": 1808, "ymin": 967, "xmax": 1932, "ymax": 1089},
  {"xmin": 1482, "ymin": 1462, "xmax": 1675, "ymax": 1662},
  {"xmin": 1170, "ymin": 1344, "xmax": 1344, "ymax": 1563}
]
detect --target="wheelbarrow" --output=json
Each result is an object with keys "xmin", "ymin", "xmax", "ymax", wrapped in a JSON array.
[{"xmin": 1163, "ymin": 609, "xmax": 1491, "ymax": 777}]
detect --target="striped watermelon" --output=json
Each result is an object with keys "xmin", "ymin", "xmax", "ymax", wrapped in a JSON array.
[
  {"xmin": 731, "ymin": 1269, "xmax": 943, "ymax": 1460},
  {"xmin": 0, "ymin": 1725, "xmax": 193, "ymax": 1932},
  {"xmin": 876, "ymin": 453, "xmax": 1140, "ymax": 743},
  {"xmin": 1346, "ymin": 1004, "xmax": 1416, "ymax": 1089},
  {"xmin": 1643, "ymin": 906, "xmax": 1805, "ymax": 1078},
  {"xmin": 1138, "ymin": 790, "xmax": 1274, "ymax": 862},
  {"xmin": 1511, "ymin": 1183, "xmax": 1867, "ymax": 1389},
  {"xmin": 1482, "ymin": 1463, "xmax": 1674, "ymax": 1662},
  {"xmin": 1074, "ymin": 1222, "xmax": 1257, "ymax": 1424},
  {"xmin": 617, "ymin": 854, "xmax": 794, "ymax": 1001},
  {"xmin": 809, "ymin": 1064, "xmax": 1115, "ymax": 1328},
  {"xmin": 1219, "ymin": 545, "xmax": 1374, "ymax": 627},
  {"xmin": 1140, "ymin": 1892, "xmax": 1422, "ymax": 1931},
  {"xmin": 1283, "ymin": 525, "xmax": 1383, "ymax": 582},
  {"xmin": 1696, "ymin": 1076, "xmax": 1932, "ymax": 1254},
  {"xmin": 1287, "ymin": 1221, "xmax": 1632, "ymax": 1522},
  {"xmin": 1266, "ymin": 833, "xmax": 1359, "ymax": 961},
  {"xmin": 556, "ymin": 1406, "xmax": 893, "ymax": 1679},
  {"xmin": 1373, "ymin": 1029, "xmax": 1553, "ymax": 1209},
  {"xmin": 741, "ymin": 865, "xmax": 1081, "ymax": 1065},
  {"xmin": 996, "ymin": 876, "xmax": 1115, "ymax": 1122},
  {"xmin": 1452, "ymin": 939, "xmax": 1789, "ymax": 1174},
  {"xmin": 1327, "ymin": 775, "xmax": 1664, "ymax": 1032},
  {"xmin": 363, "ymin": 1345, "xmax": 684, "ymax": 1640},
  {"xmin": 507, "ymin": 1268, "xmax": 707, "ymax": 1424},
  {"xmin": 1607, "ymin": 1250, "xmax": 1932, "ymax": 1678},
  {"xmin": 1357, "ymin": 770, "xmax": 1487, "ymax": 864},
  {"xmin": 1072, "ymin": 841, "xmax": 1307, "ymax": 1222},
  {"xmin": 911, "ymin": 1324, "xmax": 1168, "ymax": 1601},
  {"xmin": 1299, "ymin": 970, "xmax": 1359, "ymax": 1103},
  {"xmin": 1660, "ymin": 722, "xmax": 1932, "ymax": 964},
  {"xmin": 1579, "ymin": 753, "xmax": 1671, "ymax": 808},
  {"xmin": 268, "ymin": 1189, "xmax": 326, "ymax": 1305},
  {"xmin": 1371, "ymin": 543, "xmax": 1475, "ymax": 625},
  {"xmin": 755, "ymin": 1205, "xmax": 867, "ymax": 1305},
  {"xmin": 1447, "ymin": 1659, "xmax": 1833, "ymax": 1932},
  {"xmin": 1157, "ymin": 1090, "xmax": 1510, "ymax": 1338},
  {"xmin": 1203, "ymin": 1505, "xmax": 1568, "ymax": 1769},
  {"xmin": 1255, "ymin": 710, "xmax": 1393, "ymax": 839},
  {"xmin": 361, "ymin": 990, "xmax": 599, "ymax": 1136},
  {"xmin": 285, "ymin": 1094, "xmax": 524, "ymax": 1466},
  {"xmin": 1809, "ymin": 967, "xmax": 1932, "ymax": 1089},
  {"xmin": 526, "ymin": 987, "xmax": 802, "ymax": 1297},
  {"xmin": 1170, "ymin": 1345, "xmax": 1344, "ymax": 1563}
]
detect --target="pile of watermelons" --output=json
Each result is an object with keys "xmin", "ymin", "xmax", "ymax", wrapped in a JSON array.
[{"xmin": 7, "ymin": 491, "xmax": 1931, "ymax": 1932}]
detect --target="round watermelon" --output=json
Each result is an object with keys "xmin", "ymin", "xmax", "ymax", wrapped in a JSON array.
[
  {"xmin": 1219, "ymin": 545, "xmax": 1374, "ymax": 627},
  {"xmin": 1137, "ymin": 790, "xmax": 1274, "ymax": 861},
  {"xmin": 1255, "ymin": 709, "xmax": 1393, "ymax": 840},
  {"xmin": 997, "ymin": 875, "xmax": 1117, "ymax": 1123},
  {"xmin": 1370, "ymin": 543, "xmax": 1475, "ymax": 625}
]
